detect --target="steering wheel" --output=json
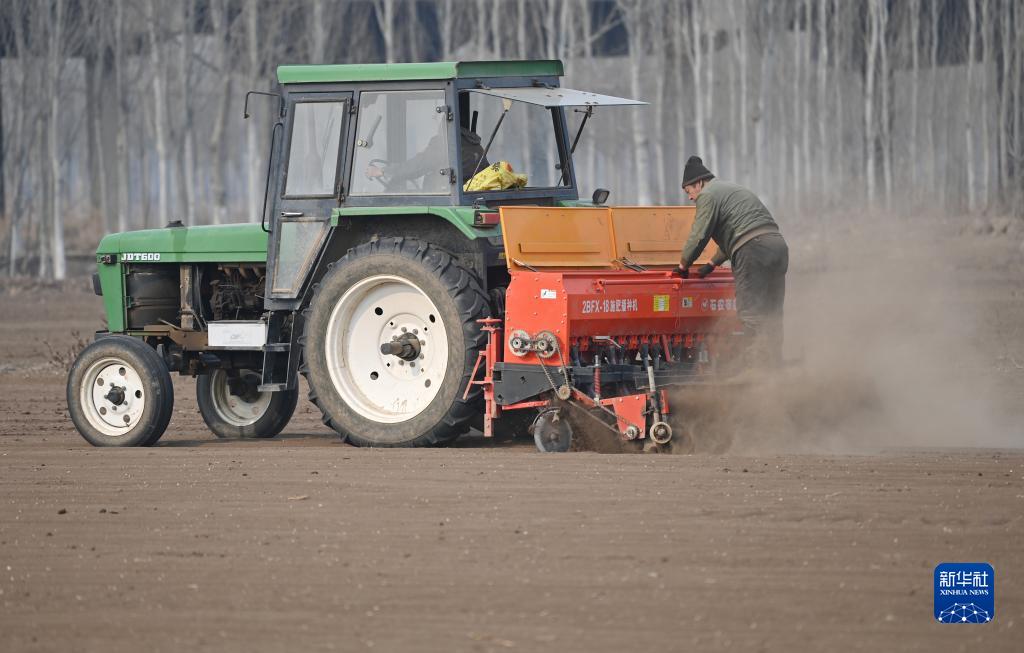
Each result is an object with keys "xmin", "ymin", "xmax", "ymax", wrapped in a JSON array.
[{"xmin": 367, "ymin": 158, "xmax": 393, "ymax": 188}]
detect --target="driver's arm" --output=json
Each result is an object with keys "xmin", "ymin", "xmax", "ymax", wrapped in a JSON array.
[{"xmin": 380, "ymin": 131, "xmax": 445, "ymax": 184}]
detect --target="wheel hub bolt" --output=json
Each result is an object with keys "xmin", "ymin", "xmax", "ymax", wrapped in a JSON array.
[{"xmin": 104, "ymin": 385, "xmax": 127, "ymax": 406}]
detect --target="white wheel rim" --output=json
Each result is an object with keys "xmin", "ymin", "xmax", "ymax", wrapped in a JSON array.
[
  {"xmin": 79, "ymin": 357, "xmax": 147, "ymax": 437},
  {"xmin": 209, "ymin": 369, "xmax": 272, "ymax": 427},
  {"xmin": 324, "ymin": 274, "xmax": 449, "ymax": 423}
]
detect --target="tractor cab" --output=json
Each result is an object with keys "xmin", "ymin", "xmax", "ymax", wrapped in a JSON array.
[
  {"xmin": 263, "ymin": 60, "xmax": 644, "ymax": 306},
  {"xmin": 270, "ymin": 60, "xmax": 643, "ymax": 211}
]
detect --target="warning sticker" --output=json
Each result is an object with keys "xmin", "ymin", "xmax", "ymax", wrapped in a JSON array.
[
  {"xmin": 681, "ymin": 297, "xmax": 693, "ymax": 308},
  {"xmin": 653, "ymin": 295, "xmax": 670, "ymax": 312}
]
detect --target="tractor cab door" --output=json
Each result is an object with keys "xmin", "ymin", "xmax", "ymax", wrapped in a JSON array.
[{"xmin": 266, "ymin": 92, "xmax": 353, "ymax": 302}]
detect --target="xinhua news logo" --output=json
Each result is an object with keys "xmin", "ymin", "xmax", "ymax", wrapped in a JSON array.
[{"xmin": 934, "ymin": 562, "xmax": 995, "ymax": 623}]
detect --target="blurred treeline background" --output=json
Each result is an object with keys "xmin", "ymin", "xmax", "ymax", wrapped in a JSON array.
[{"xmin": 0, "ymin": 0, "xmax": 1021, "ymax": 279}]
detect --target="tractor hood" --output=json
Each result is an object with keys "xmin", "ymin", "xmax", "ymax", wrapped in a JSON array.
[{"xmin": 96, "ymin": 222, "xmax": 268, "ymax": 264}]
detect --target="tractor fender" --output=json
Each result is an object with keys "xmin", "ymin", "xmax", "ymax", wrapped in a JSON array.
[{"xmin": 309, "ymin": 211, "xmax": 502, "ymax": 301}]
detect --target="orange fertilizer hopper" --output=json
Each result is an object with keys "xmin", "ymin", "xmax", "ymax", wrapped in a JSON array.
[{"xmin": 464, "ymin": 206, "xmax": 743, "ymax": 452}]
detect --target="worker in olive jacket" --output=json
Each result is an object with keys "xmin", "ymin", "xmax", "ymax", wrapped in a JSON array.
[{"xmin": 674, "ymin": 156, "xmax": 789, "ymax": 366}]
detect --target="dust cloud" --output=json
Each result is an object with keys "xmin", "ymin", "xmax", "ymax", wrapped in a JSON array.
[{"xmin": 683, "ymin": 215, "xmax": 1024, "ymax": 455}]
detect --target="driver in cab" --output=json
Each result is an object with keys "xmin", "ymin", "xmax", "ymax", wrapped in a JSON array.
[{"xmin": 366, "ymin": 126, "xmax": 488, "ymax": 190}]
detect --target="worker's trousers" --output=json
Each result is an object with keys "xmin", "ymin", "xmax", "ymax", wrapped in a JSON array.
[{"xmin": 731, "ymin": 232, "xmax": 789, "ymax": 367}]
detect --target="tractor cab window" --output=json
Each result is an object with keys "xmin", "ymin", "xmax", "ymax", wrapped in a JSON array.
[
  {"xmin": 350, "ymin": 90, "xmax": 450, "ymax": 196},
  {"xmin": 460, "ymin": 91, "xmax": 565, "ymax": 190},
  {"xmin": 284, "ymin": 101, "xmax": 347, "ymax": 197}
]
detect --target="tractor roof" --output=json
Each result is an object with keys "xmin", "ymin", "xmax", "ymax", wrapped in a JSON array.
[{"xmin": 276, "ymin": 60, "xmax": 564, "ymax": 85}]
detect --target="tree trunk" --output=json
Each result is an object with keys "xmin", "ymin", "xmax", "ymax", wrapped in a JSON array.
[
  {"xmin": 756, "ymin": 3, "xmax": 776, "ymax": 194},
  {"xmin": 966, "ymin": 0, "xmax": 977, "ymax": 213},
  {"xmin": 902, "ymin": 0, "xmax": 918, "ymax": 204},
  {"xmin": 651, "ymin": 1, "xmax": 668, "ymax": 203},
  {"xmin": 980, "ymin": 0, "xmax": 993, "ymax": 209},
  {"xmin": 865, "ymin": 0, "xmax": 880, "ymax": 206},
  {"xmin": 0, "ymin": 57, "xmax": 4, "ymax": 225},
  {"xmin": 997, "ymin": 0, "xmax": 1011, "ymax": 204},
  {"xmin": 928, "ymin": 0, "xmax": 940, "ymax": 197},
  {"xmin": 792, "ymin": 2, "xmax": 804, "ymax": 212},
  {"xmin": 878, "ymin": 0, "xmax": 892, "ymax": 209},
  {"xmin": 703, "ymin": 1, "xmax": 717, "ymax": 175},
  {"xmin": 832, "ymin": 0, "xmax": 844, "ymax": 185},
  {"xmin": 801, "ymin": 0, "xmax": 812, "ymax": 203},
  {"xmin": 7, "ymin": 0, "xmax": 28, "ymax": 276},
  {"xmin": 311, "ymin": 0, "xmax": 327, "ymax": 62},
  {"xmin": 48, "ymin": 0, "xmax": 65, "ymax": 280},
  {"xmin": 209, "ymin": 0, "xmax": 231, "ymax": 225},
  {"xmin": 816, "ymin": 0, "xmax": 829, "ymax": 192},
  {"xmin": 179, "ymin": 0, "xmax": 196, "ymax": 225},
  {"xmin": 491, "ymin": 0, "xmax": 502, "ymax": 59},
  {"xmin": 85, "ymin": 53, "xmax": 99, "ymax": 220},
  {"xmin": 147, "ymin": 0, "xmax": 169, "ymax": 228},
  {"xmin": 729, "ymin": 1, "xmax": 749, "ymax": 182},
  {"xmin": 684, "ymin": 1, "xmax": 706, "ymax": 163},
  {"xmin": 516, "ymin": 0, "xmax": 527, "ymax": 61},
  {"xmin": 372, "ymin": 0, "xmax": 395, "ymax": 63},
  {"xmin": 515, "ymin": 0, "xmax": 530, "ymax": 183},
  {"xmin": 440, "ymin": 0, "xmax": 454, "ymax": 59},
  {"xmin": 1011, "ymin": 0, "xmax": 1019, "ymax": 209},
  {"xmin": 37, "ymin": 117, "xmax": 48, "ymax": 278},
  {"xmin": 114, "ymin": 0, "xmax": 129, "ymax": 233},
  {"xmin": 91, "ymin": 49, "xmax": 110, "ymax": 232},
  {"xmin": 246, "ymin": 1, "xmax": 260, "ymax": 223},
  {"xmin": 619, "ymin": 0, "xmax": 650, "ymax": 204},
  {"xmin": 581, "ymin": 0, "xmax": 596, "ymax": 193}
]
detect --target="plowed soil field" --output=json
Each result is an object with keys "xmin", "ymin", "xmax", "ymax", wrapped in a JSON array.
[{"xmin": 2, "ymin": 221, "xmax": 1022, "ymax": 652}]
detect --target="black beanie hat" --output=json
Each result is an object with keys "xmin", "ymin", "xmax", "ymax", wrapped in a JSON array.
[{"xmin": 681, "ymin": 156, "xmax": 714, "ymax": 187}]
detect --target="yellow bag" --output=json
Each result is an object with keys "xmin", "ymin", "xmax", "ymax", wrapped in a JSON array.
[{"xmin": 463, "ymin": 161, "xmax": 528, "ymax": 192}]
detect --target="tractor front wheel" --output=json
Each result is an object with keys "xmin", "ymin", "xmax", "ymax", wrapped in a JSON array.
[
  {"xmin": 196, "ymin": 369, "xmax": 297, "ymax": 439},
  {"xmin": 66, "ymin": 335, "xmax": 174, "ymax": 447},
  {"xmin": 301, "ymin": 237, "xmax": 489, "ymax": 447}
]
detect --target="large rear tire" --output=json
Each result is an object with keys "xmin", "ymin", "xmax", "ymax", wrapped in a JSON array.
[
  {"xmin": 301, "ymin": 237, "xmax": 489, "ymax": 447},
  {"xmin": 66, "ymin": 335, "xmax": 174, "ymax": 447},
  {"xmin": 196, "ymin": 369, "xmax": 298, "ymax": 439}
]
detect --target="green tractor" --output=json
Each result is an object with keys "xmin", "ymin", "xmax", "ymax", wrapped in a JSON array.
[{"xmin": 67, "ymin": 59, "xmax": 645, "ymax": 448}]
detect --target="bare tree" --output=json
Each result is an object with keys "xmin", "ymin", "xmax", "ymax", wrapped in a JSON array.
[
  {"xmin": 927, "ymin": 0, "xmax": 940, "ymax": 195},
  {"xmin": 311, "ymin": 0, "xmax": 327, "ymax": 63},
  {"xmin": 208, "ymin": 0, "xmax": 232, "ymax": 225},
  {"xmin": 146, "ymin": 0, "xmax": 169, "ymax": 228},
  {"xmin": 1, "ymin": 0, "xmax": 1023, "ymax": 279},
  {"xmin": 113, "ymin": 0, "xmax": 130, "ymax": 233},
  {"xmin": 618, "ymin": 0, "xmax": 651, "ymax": 204},
  {"xmin": 966, "ymin": 0, "xmax": 978, "ymax": 212},
  {"xmin": 754, "ymin": 2, "xmax": 777, "ymax": 194},
  {"xmin": 680, "ymin": 0, "xmax": 707, "ymax": 168},
  {"xmin": 997, "ymin": 0, "xmax": 1012, "ymax": 202},
  {"xmin": 371, "ymin": 0, "xmax": 396, "ymax": 63},
  {"xmin": 980, "ymin": 0, "xmax": 993, "ymax": 208},
  {"xmin": 878, "ymin": 0, "xmax": 892, "ymax": 209},
  {"xmin": 816, "ymin": 0, "xmax": 829, "ymax": 193},
  {"xmin": 245, "ymin": 0, "xmax": 260, "ymax": 223},
  {"xmin": 48, "ymin": 0, "xmax": 65, "ymax": 279},
  {"xmin": 729, "ymin": 1, "xmax": 750, "ymax": 183},
  {"xmin": 179, "ymin": 0, "xmax": 196, "ymax": 225},
  {"xmin": 865, "ymin": 0, "xmax": 881, "ymax": 206},
  {"xmin": 907, "ymin": 0, "xmax": 921, "ymax": 201}
]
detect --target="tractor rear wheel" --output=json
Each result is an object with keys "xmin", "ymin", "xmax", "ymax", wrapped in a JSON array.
[
  {"xmin": 196, "ymin": 369, "xmax": 297, "ymax": 439},
  {"xmin": 301, "ymin": 237, "xmax": 489, "ymax": 447},
  {"xmin": 66, "ymin": 335, "xmax": 174, "ymax": 447}
]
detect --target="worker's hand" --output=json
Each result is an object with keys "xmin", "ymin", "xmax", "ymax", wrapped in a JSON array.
[
  {"xmin": 366, "ymin": 164, "xmax": 384, "ymax": 178},
  {"xmin": 672, "ymin": 265, "xmax": 689, "ymax": 279},
  {"xmin": 696, "ymin": 263, "xmax": 715, "ymax": 278}
]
